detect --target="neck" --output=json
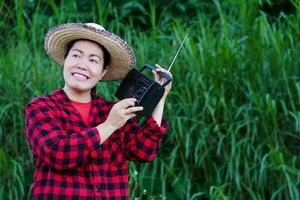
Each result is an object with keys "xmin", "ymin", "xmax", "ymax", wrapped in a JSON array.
[{"xmin": 63, "ymin": 85, "xmax": 91, "ymax": 103}]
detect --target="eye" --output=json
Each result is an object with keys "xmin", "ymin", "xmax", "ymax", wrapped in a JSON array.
[
  {"xmin": 89, "ymin": 58, "xmax": 98, "ymax": 64},
  {"xmin": 72, "ymin": 54, "xmax": 79, "ymax": 58}
]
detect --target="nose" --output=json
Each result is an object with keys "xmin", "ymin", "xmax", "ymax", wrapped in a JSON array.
[
  {"xmin": 76, "ymin": 65, "xmax": 87, "ymax": 71},
  {"xmin": 76, "ymin": 59, "xmax": 88, "ymax": 71}
]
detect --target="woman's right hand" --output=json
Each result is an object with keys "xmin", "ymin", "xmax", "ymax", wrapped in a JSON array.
[{"xmin": 104, "ymin": 98, "xmax": 143, "ymax": 131}]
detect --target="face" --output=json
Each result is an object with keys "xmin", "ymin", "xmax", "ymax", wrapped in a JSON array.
[{"xmin": 63, "ymin": 40, "xmax": 108, "ymax": 93}]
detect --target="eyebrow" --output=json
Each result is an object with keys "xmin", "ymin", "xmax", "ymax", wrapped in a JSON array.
[{"xmin": 71, "ymin": 49, "xmax": 103, "ymax": 61}]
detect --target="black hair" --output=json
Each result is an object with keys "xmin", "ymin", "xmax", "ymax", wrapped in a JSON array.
[{"xmin": 64, "ymin": 39, "xmax": 110, "ymax": 68}]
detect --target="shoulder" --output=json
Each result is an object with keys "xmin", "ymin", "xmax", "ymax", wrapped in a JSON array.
[{"xmin": 26, "ymin": 89, "xmax": 62, "ymax": 111}]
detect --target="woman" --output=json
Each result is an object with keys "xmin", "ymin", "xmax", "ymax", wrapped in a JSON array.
[{"xmin": 25, "ymin": 23, "xmax": 172, "ymax": 199}]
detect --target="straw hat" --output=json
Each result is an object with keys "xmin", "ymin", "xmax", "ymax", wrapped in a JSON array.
[{"xmin": 44, "ymin": 23, "xmax": 136, "ymax": 81}]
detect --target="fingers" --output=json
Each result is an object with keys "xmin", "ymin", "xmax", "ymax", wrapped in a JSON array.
[
  {"xmin": 117, "ymin": 98, "xmax": 137, "ymax": 109},
  {"xmin": 154, "ymin": 64, "xmax": 173, "ymax": 78},
  {"xmin": 115, "ymin": 98, "xmax": 143, "ymax": 114},
  {"xmin": 106, "ymin": 98, "xmax": 144, "ymax": 130},
  {"xmin": 124, "ymin": 106, "xmax": 143, "ymax": 114},
  {"xmin": 152, "ymin": 64, "xmax": 173, "ymax": 85}
]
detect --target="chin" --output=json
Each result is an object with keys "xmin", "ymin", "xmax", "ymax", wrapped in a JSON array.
[
  {"xmin": 67, "ymin": 83, "xmax": 93, "ymax": 93},
  {"xmin": 65, "ymin": 76, "xmax": 98, "ymax": 91},
  {"xmin": 74, "ymin": 87, "xmax": 91, "ymax": 93}
]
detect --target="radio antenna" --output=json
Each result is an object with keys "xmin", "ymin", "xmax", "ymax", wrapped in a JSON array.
[{"xmin": 168, "ymin": 33, "xmax": 189, "ymax": 71}]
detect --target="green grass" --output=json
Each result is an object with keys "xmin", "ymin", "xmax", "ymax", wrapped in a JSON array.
[{"xmin": 1, "ymin": 0, "xmax": 300, "ymax": 199}]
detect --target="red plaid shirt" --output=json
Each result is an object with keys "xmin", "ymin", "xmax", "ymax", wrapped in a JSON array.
[{"xmin": 25, "ymin": 88, "xmax": 168, "ymax": 200}]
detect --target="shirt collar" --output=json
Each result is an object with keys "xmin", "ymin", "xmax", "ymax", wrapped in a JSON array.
[{"xmin": 53, "ymin": 87, "xmax": 98, "ymax": 105}]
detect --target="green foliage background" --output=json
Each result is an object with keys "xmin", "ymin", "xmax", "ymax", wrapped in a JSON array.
[{"xmin": 0, "ymin": 0, "xmax": 300, "ymax": 199}]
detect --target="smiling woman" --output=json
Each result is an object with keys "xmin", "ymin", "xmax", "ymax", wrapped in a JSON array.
[
  {"xmin": 63, "ymin": 40, "xmax": 108, "ymax": 102},
  {"xmin": 24, "ymin": 22, "xmax": 173, "ymax": 200}
]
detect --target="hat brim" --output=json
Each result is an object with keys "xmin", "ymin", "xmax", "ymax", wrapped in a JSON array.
[{"xmin": 44, "ymin": 23, "xmax": 136, "ymax": 81}]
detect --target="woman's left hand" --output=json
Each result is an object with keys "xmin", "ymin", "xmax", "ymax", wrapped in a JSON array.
[{"xmin": 152, "ymin": 64, "xmax": 173, "ymax": 99}]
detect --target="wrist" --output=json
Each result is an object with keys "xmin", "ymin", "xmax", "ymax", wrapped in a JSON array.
[
  {"xmin": 98, "ymin": 121, "xmax": 116, "ymax": 133},
  {"xmin": 96, "ymin": 121, "xmax": 117, "ymax": 144}
]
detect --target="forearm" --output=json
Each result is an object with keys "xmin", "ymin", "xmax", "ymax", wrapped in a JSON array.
[
  {"xmin": 96, "ymin": 98, "xmax": 143, "ymax": 144},
  {"xmin": 96, "ymin": 122, "xmax": 117, "ymax": 144},
  {"xmin": 26, "ymin": 127, "xmax": 101, "ymax": 170},
  {"xmin": 124, "ymin": 117, "xmax": 168, "ymax": 162},
  {"xmin": 151, "ymin": 97, "xmax": 166, "ymax": 126},
  {"xmin": 25, "ymin": 103, "xmax": 102, "ymax": 170}
]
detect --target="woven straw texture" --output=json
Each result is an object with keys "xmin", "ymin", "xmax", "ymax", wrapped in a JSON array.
[{"xmin": 45, "ymin": 23, "xmax": 136, "ymax": 81}]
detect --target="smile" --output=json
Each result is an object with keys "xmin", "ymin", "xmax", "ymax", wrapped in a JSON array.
[{"xmin": 72, "ymin": 72, "xmax": 90, "ymax": 81}]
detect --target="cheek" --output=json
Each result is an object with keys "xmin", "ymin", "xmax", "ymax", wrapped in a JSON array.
[
  {"xmin": 63, "ymin": 58, "xmax": 77, "ymax": 72},
  {"xmin": 62, "ymin": 67, "xmax": 69, "ymax": 80},
  {"xmin": 64, "ymin": 58, "xmax": 76, "ymax": 67},
  {"xmin": 63, "ymin": 62, "xmax": 73, "ymax": 77},
  {"xmin": 91, "ymin": 65, "xmax": 104, "ymax": 77},
  {"xmin": 63, "ymin": 64, "xmax": 70, "ymax": 74}
]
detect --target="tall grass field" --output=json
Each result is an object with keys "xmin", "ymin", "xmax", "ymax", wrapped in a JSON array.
[{"xmin": 1, "ymin": 0, "xmax": 300, "ymax": 199}]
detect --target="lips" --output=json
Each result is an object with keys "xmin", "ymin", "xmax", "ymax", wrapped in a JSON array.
[{"xmin": 72, "ymin": 72, "xmax": 89, "ymax": 81}]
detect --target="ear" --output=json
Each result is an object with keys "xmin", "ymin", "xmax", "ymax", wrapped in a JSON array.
[{"xmin": 98, "ymin": 67, "xmax": 108, "ymax": 80}]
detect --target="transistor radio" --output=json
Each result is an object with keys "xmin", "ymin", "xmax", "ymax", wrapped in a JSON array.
[
  {"xmin": 115, "ymin": 64, "xmax": 172, "ymax": 116},
  {"xmin": 115, "ymin": 33, "xmax": 188, "ymax": 116}
]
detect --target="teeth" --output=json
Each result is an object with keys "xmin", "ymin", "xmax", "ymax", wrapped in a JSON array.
[{"xmin": 72, "ymin": 73, "xmax": 88, "ymax": 81}]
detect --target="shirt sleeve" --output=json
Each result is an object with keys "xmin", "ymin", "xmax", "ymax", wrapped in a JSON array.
[
  {"xmin": 25, "ymin": 102, "xmax": 102, "ymax": 170},
  {"xmin": 123, "ymin": 116, "xmax": 168, "ymax": 162}
]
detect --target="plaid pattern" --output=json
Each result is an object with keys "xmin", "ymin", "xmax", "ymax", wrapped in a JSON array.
[{"xmin": 25, "ymin": 88, "xmax": 168, "ymax": 200}]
